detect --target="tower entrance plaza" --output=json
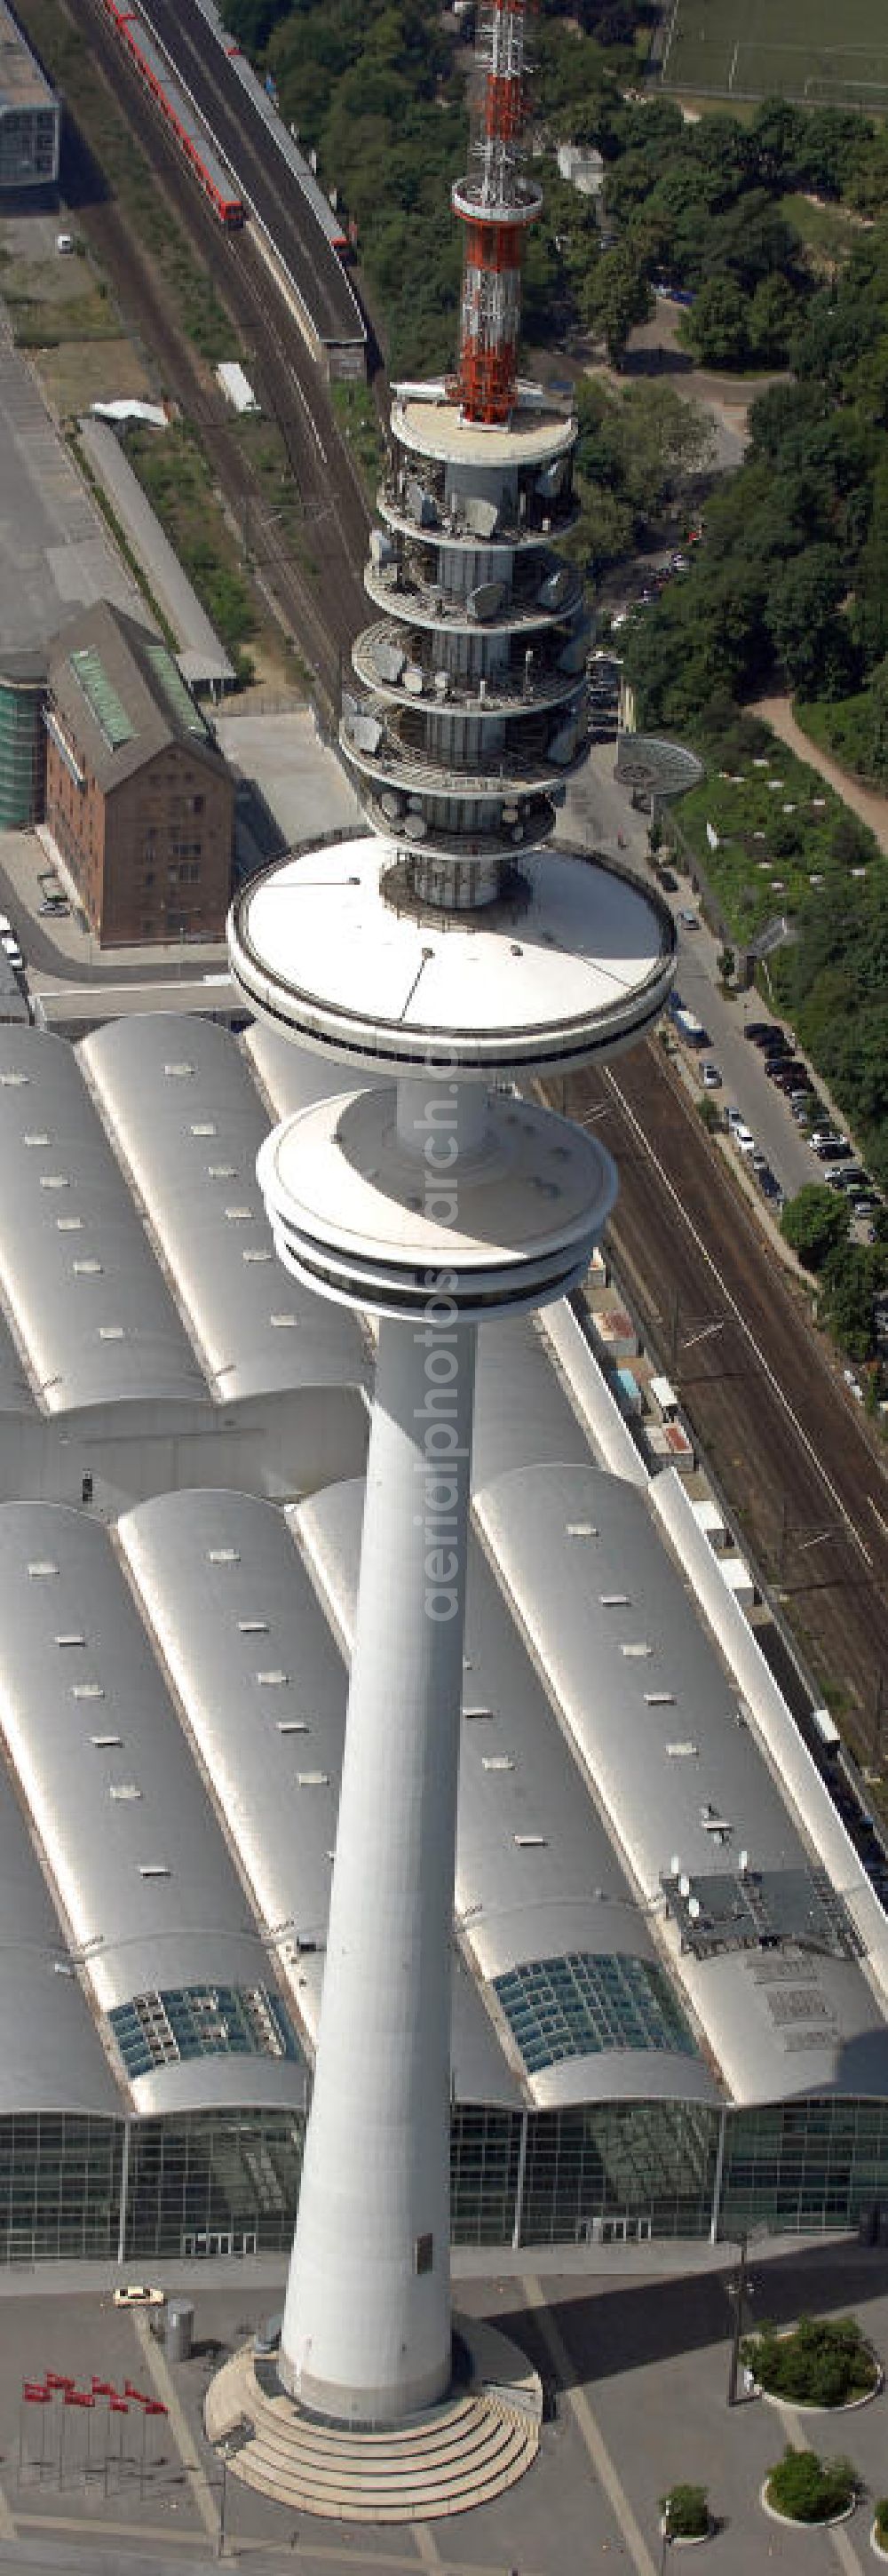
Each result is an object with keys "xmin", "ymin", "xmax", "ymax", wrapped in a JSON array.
[{"xmin": 209, "ymin": 0, "xmax": 674, "ymax": 2520}]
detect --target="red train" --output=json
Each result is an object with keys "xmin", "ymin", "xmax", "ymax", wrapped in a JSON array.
[{"xmin": 99, "ymin": 0, "xmax": 245, "ymax": 226}]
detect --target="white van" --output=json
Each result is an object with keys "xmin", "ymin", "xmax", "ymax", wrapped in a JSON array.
[{"xmin": 55, "ymin": 233, "xmax": 75, "ymax": 255}]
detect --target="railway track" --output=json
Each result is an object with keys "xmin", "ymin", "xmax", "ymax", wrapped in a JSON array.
[
  {"xmin": 560, "ymin": 1039, "xmax": 888, "ymax": 1758},
  {"xmin": 41, "ymin": 0, "xmax": 370, "ymax": 711}
]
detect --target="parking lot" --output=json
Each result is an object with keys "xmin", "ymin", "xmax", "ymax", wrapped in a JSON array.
[{"xmin": 659, "ymin": 899, "xmax": 879, "ymax": 1234}]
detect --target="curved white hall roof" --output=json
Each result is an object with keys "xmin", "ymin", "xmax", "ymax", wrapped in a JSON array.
[
  {"xmin": 0, "ymin": 1027, "xmax": 204, "ymax": 1412},
  {"xmin": 0, "ymin": 1502, "xmax": 307, "ymax": 2119},
  {"xmin": 80, "ymin": 1014, "xmax": 369, "ymax": 1403},
  {"xmin": 476, "ymin": 1459, "xmax": 888, "ymax": 2106}
]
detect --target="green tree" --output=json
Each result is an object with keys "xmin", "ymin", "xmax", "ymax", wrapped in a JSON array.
[
  {"xmin": 660, "ymin": 2486, "xmax": 709, "ymax": 2540},
  {"xmin": 869, "ymin": 657, "xmax": 888, "ymax": 778},
  {"xmin": 819, "ymin": 1241, "xmax": 888, "ymax": 1359},
  {"xmin": 582, "ymin": 244, "xmax": 652, "ymax": 366},
  {"xmin": 766, "ymin": 2447, "xmax": 856, "ymax": 2524},
  {"xmin": 683, "ymin": 277, "xmax": 750, "ymax": 370},
  {"xmin": 780, "ymin": 1186, "xmax": 849, "ymax": 1272},
  {"xmin": 765, "ymin": 548, "xmax": 846, "ymax": 694}
]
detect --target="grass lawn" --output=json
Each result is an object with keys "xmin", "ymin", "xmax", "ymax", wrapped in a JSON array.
[
  {"xmin": 780, "ymin": 194, "xmax": 865, "ymax": 267},
  {"xmin": 662, "ymin": 0, "xmax": 888, "ymax": 108},
  {"xmin": 673, "ymin": 740, "xmax": 880, "ymax": 939}
]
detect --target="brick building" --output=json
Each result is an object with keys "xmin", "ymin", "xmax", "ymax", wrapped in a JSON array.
[{"xmin": 44, "ymin": 602, "xmax": 234, "ymax": 948}]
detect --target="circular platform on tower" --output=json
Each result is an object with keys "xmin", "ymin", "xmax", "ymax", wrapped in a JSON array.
[
  {"xmin": 205, "ymin": 2311, "xmax": 543, "ymax": 2525},
  {"xmin": 391, "ymin": 382, "xmax": 575, "ymax": 469},
  {"xmin": 229, "ymin": 833, "xmax": 675, "ymax": 1080},
  {"xmin": 257, "ymin": 1083, "xmax": 617, "ymax": 1319}
]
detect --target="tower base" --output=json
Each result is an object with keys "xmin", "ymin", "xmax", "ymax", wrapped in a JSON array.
[{"xmin": 205, "ymin": 2314, "xmax": 542, "ymax": 2524}]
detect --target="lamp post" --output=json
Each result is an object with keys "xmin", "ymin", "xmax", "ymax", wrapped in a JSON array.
[{"xmin": 725, "ymin": 2230, "xmax": 757, "ymax": 2405}]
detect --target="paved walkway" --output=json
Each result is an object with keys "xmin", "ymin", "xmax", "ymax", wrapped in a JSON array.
[{"xmin": 752, "ymin": 694, "xmax": 888, "ymax": 855}]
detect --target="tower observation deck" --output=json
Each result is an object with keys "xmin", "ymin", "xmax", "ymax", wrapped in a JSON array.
[{"xmin": 219, "ymin": 0, "xmax": 676, "ymax": 2516}]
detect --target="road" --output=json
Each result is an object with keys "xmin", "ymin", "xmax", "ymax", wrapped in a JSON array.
[
  {"xmin": 665, "ymin": 911, "xmax": 834, "ymax": 1200},
  {"xmin": 567, "ymin": 745, "xmax": 866, "ymax": 1201}
]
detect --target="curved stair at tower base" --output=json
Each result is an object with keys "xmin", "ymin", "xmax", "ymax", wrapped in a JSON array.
[{"xmin": 204, "ymin": 2311, "xmax": 543, "ymax": 2523}]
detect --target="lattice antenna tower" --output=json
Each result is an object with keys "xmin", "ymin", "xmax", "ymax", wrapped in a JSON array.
[{"xmin": 453, "ymin": 0, "xmax": 541, "ymax": 424}]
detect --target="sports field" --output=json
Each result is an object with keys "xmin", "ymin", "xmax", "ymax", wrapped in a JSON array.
[{"xmin": 661, "ymin": 0, "xmax": 888, "ymax": 109}]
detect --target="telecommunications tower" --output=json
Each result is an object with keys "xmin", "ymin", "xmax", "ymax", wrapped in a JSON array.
[{"xmin": 219, "ymin": 0, "xmax": 674, "ymax": 2513}]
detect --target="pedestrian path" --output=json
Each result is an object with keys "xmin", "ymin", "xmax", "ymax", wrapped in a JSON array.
[{"xmin": 752, "ymin": 695, "xmax": 888, "ymax": 856}]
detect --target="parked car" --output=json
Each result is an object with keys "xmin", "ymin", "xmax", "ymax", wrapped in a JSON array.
[
  {"xmin": 853, "ymin": 1197, "xmax": 878, "ymax": 1219},
  {"xmin": 733, "ymin": 1123, "xmax": 756, "ymax": 1153},
  {"xmin": 843, "ymin": 1365, "xmax": 865, "ymax": 1403},
  {"xmin": 678, "ymin": 907, "xmax": 699, "ymax": 928},
  {"xmin": 725, "ymin": 1105, "xmax": 745, "ymax": 1131},
  {"xmin": 1, "ymin": 934, "xmax": 22, "ymax": 969},
  {"xmin": 839, "ymin": 1166, "xmax": 868, "ymax": 1193},
  {"xmin": 809, "ymin": 1129, "xmax": 840, "ymax": 1149},
  {"xmin": 814, "ymin": 1141, "xmax": 851, "ymax": 1162},
  {"xmin": 702, "ymin": 1061, "xmax": 721, "ymax": 1089},
  {"xmin": 744, "ymin": 1021, "xmax": 772, "ymax": 1043},
  {"xmin": 655, "ymin": 867, "xmax": 678, "ymax": 893},
  {"xmin": 759, "ymin": 1170, "xmax": 784, "ymax": 1204}
]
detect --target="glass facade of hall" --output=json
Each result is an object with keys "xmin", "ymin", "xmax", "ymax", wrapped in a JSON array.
[{"xmin": 1, "ymin": 2098, "xmax": 888, "ymax": 2264}]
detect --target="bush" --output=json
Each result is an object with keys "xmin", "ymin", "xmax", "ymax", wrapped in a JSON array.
[
  {"xmin": 661, "ymin": 2484, "xmax": 709, "ymax": 2539},
  {"xmin": 780, "ymin": 1189, "xmax": 849, "ymax": 1275},
  {"xmin": 875, "ymin": 2495, "xmax": 888, "ymax": 2544},
  {"xmin": 766, "ymin": 2445, "xmax": 855, "ymax": 2523},
  {"xmin": 743, "ymin": 2314, "xmax": 876, "ymax": 2407}
]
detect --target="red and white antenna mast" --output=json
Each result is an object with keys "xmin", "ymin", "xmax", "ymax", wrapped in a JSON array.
[{"xmin": 452, "ymin": 0, "xmax": 542, "ymax": 425}]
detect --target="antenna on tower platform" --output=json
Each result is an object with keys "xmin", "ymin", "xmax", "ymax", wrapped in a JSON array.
[{"xmin": 452, "ymin": 1, "xmax": 542, "ymax": 424}]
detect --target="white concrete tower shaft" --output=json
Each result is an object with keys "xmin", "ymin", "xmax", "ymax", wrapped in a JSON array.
[{"xmin": 281, "ymin": 1308, "xmax": 475, "ymax": 2421}]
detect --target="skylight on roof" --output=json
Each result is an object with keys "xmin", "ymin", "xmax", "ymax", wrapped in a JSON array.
[
  {"xmin": 145, "ymin": 640, "xmax": 208, "ymax": 737},
  {"xmin": 495, "ymin": 1953, "xmax": 699, "ymax": 2075},
  {"xmin": 69, "ymin": 647, "xmax": 136, "ymax": 752}
]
